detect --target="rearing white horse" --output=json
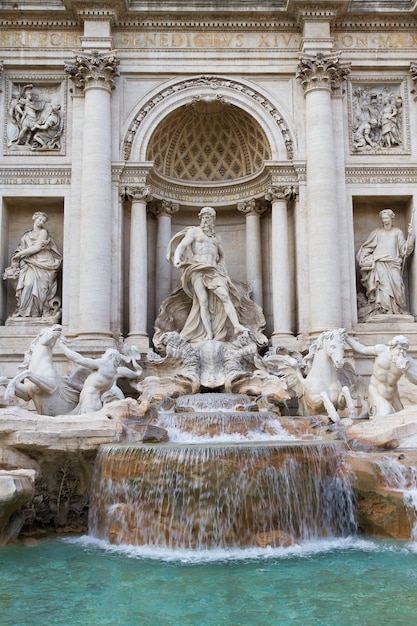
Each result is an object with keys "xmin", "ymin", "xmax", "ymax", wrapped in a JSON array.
[
  {"xmin": 5, "ymin": 324, "xmax": 88, "ymax": 416},
  {"xmin": 259, "ymin": 329, "xmax": 357, "ymax": 422}
]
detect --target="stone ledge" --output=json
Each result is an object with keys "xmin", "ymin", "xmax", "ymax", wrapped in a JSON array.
[{"xmin": 346, "ymin": 405, "xmax": 417, "ymax": 449}]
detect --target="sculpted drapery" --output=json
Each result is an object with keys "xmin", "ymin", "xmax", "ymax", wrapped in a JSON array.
[
  {"xmin": 3, "ymin": 212, "xmax": 62, "ymax": 319},
  {"xmin": 357, "ymin": 209, "xmax": 414, "ymax": 317}
]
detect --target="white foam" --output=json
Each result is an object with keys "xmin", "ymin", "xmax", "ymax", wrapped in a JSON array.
[
  {"xmin": 64, "ymin": 535, "xmax": 398, "ymax": 564},
  {"xmin": 164, "ymin": 419, "xmax": 300, "ymax": 444}
]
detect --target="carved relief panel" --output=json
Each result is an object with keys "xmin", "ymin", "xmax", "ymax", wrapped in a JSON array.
[
  {"xmin": 5, "ymin": 77, "xmax": 66, "ymax": 155},
  {"xmin": 347, "ymin": 78, "xmax": 409, "ymax": 155}
]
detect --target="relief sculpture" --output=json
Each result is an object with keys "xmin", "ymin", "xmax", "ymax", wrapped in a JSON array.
[
  {"xmin": 350, "ymin": 83, "xmax": 404, "ymax": 153},
  {"xmin": 7, "ymin": 83, "xmax": 63, "ymax": 151}
]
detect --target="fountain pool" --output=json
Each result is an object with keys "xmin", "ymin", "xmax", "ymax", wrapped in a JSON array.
[{"xmin": 2, "ymin": 536, "xmax": 417, "ymax": 625}]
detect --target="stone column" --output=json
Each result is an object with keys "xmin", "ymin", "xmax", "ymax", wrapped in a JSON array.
[
  {"xmin": 296, "ymin": 52, "xmax": 350, "ymax": 332},
  {"xmin": 123, "ymin": 186, "xmax": 153, "ymax": 348},
  {"xmin": 150, "ymin": 200, "xmax": 179, "ymax": 309},
  {"xmin": 265, "ymin": 186, "xmax": 295, "ymax": 340},
  {"xmin": 65, "ymin": 51, "xmax": 119, "ymax": 340},
  {"xmin": 237, "ymin": 199, "xmax": 266, "ymax": 307}
]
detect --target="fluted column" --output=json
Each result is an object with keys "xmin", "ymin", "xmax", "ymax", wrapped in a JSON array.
[
  {"xmin": 265, "ymin": 186, "xmax": 295, "ymax": 339},
  {"xmin": 150, "ymin": 200, "xmax": 179, "ymax": 309},
  {"xmin": 237, "ymin": 199, "xmax": 266, "ymax": 307},
  {"xmin": 123, "ymin": 186, "xmax": 152, "ymax": 347},
  {"xmin": 65, "ymin": 51, "xmax": 119, "ymax": 339},
  {"xmin": 296, "ymin": 52, "xmax": 350, "ymax": 332}
]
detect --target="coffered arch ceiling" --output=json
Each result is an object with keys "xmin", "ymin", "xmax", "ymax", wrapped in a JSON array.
[{"xmin": 146, "ymin": 99, "xmax": 271, "ymax": 184}]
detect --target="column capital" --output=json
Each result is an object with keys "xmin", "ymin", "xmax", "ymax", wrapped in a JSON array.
[
  {"xmin": 237, "ymin": 198, "xmax": 267, "ymax": 217},
  {"xmin": 65, "ymin": 50, "xmax": 119, "ymax": 92},
  {"xmin": 149, "ymin": 199, "xmax": 180, "ymax": 218},
  {"xmin": 121, "ymin": 186, "xmax": 153, "ymax": 203},
  {"xmin": 266, "ymin": 186, "xmax": 297, "ymax": 202},
  {"xmin": 296, "ymin": 52, "xmax": 350, "ymax": 94}
]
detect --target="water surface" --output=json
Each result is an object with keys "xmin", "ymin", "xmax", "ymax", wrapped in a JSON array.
[{"xmin": 1, "ymin": 536, "xmax": 417, "ymax": 625}]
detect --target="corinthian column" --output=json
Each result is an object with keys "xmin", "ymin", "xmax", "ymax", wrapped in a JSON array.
[
  {"xmin": 150, "ymin": 200, "xmax": 179, "ymax": 310},
  {"xmin": 123, "ymin": 186, "xmax": 153, "ymax": 348},
  {"xmin": 65, "ymin": 51, "xmax": 119, "ymax": 339},
  {"xmin": 296, "ymin": 52, "xmax": 350, "ymax": 332},
  {"xmin": 265, "ymin": 186, "xmax": 295, "ymax": 340},
  {"xmin": 237, "ymin": 199, "xmax": 267, "ymax": 307}
]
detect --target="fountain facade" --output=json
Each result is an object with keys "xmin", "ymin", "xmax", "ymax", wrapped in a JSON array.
[{"xmin": 3, "ymin": 1, "xmax": 417, "ymax": 549}]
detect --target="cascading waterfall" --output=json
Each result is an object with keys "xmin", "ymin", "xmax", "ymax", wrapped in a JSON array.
[
  {"xmin": 89, "ymin": 442, "xmax": 357, "ymax": 549},
  {"xmin": 375, "ymin": 456, "xmax": 417, "ymax": 539},
  {"xmin": 156, "ymin": 411, "xmax": 293, "ymax": 441}
]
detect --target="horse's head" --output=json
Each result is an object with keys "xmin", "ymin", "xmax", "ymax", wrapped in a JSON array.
[
  {"xmin": 38, "ymin": 324, "xmax": 62, "ymax": 347},
  {"xmin": 323, "ymin": 328, "xmax": 346, "ymax": 369}
]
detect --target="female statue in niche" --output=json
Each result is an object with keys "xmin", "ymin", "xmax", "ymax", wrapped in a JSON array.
[
  {"xmin": 357, "ymin": 208, "xmax": 414, "ymax": 319},
  {"xmin": 3, "ymin": 211, "xmax": 62, "ymax": 320}
]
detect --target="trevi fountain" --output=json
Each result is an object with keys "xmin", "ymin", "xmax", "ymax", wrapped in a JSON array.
[{"xmin": 2, "ymin": 1, "xmax": 417, "ymax": 625}]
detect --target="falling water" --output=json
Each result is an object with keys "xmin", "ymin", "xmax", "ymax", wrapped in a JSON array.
[
  {"xmin": 89, "ymin": 442, "xmax": 357, "ymax": 549},
  {"xmin": 156, "ymin": 392, "xmax": 308, "ymax": 442},
  {"xmin": 157, "ymin": 411, "xmax": 295, "ymax": 442},
  {"xmin": 375, "ymin": 456, "xmax": 417, "ymax": 540}
]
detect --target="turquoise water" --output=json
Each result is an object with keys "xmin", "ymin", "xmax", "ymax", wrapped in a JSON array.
[{"xmin": 1, "ymin": 536, "xmax": 417, "ymax": 625}]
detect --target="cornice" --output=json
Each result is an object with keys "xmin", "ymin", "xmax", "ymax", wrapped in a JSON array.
[
  {"xmin": 142, "ymin": 168, "xmax": 273, "ymax": 206},
  {"xmin": 0, "ymin": 167, "xmax": 71, "ymax": 184},
  {"xmin": 0, "ymin": 20, "xmax": 79, "ymax": 27},
  {"xmin": 116, "ymin": 18, "xmax": 298, "ymax": 29},
  {"xmin": 334, "ymin": 19, "xmax": 417, "ymax": 30},
  {"xmin": 345, "ymin": 165, "xmax": 417, "ymax": 184}
]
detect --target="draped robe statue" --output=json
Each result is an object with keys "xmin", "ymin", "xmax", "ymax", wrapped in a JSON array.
[{"xmin": 357, "ymin": 208, "xmax": 414, "ymax": 319}]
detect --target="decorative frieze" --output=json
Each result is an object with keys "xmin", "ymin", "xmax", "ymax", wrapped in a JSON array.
[
  {"xmin": 345, "ymin": 166, "xmax": 417, "ymax": 185},
  {"xmin": 347, "ymin": 78, "xmax": 409, "ymax": 155},
  {"xmin": 65, "ymin": 51, "xmax": 119, "ymax": 92},
  {"xmin": 0, "ymin": 168, "xmax": 71, "ymax": 185},
  {"xmin": 146, "ymin": 167, "xmax": 272, "ymax": 206}
]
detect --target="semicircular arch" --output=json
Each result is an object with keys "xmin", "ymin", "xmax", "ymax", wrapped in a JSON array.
[{"xmin": 122, "ymin": 75, "xmax": 296, "ymax": 164}]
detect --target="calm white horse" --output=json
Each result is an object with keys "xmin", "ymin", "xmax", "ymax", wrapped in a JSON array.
[
  {"xmin": 5, "ymin": 324, "xmax": 88, "ymax": 416},
  {"xmin": 259, "ymin": 329, "xmax": 357, "ymax": 422}
]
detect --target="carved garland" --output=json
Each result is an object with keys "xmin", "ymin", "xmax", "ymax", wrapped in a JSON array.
[{"xmin": 123, "ymin": 75, "xmax": 294, "ymax": 161}]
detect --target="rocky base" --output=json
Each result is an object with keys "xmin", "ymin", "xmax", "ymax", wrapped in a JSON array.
[{"xmin": 2, "ymin": 398, "xmax": 417, "ymax": 544}]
